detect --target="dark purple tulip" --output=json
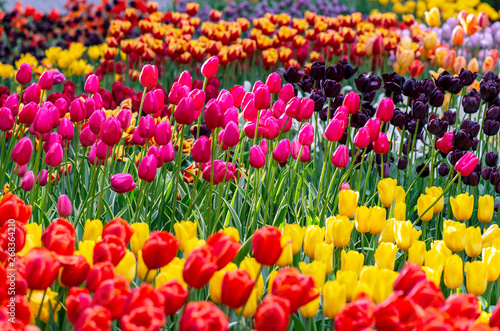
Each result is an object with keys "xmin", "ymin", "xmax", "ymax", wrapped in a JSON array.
[
  {"xmin": 462, "ymin": 89, "xmax": 481, "ymax": 114},
  {"xmin": 427, "ymin": 118, "xmax": 448, "ymax": 137},
  {"xmin": 486, "ymin": 152, "xmax": 498, "ymax": 167},
  {"xmin": 429, "ymin": 87, "xmax": 445, "ymax": 107},
  {"xmin": 438, "ymin": 163, "xmax": 450, "ymax": 177},
  {"xmin": 397, "ymin": 157, "xmax": 408, "ymax": 170}
]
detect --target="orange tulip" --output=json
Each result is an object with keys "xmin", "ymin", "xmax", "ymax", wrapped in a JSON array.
[{"xmin": 452, "ymin": 26, "xmax": 464, "ymax": 46}]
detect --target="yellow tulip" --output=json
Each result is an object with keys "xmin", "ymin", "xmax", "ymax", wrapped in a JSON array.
[
  {"xmin": 370, "ymin": 206, "xmax": 387, "ymax": 235},
  {"xmin": 355, "ymin": 206, "xmax": 371, "ymax": 233},
  {"xmin": 130, "ymin": 223, "xmax": 149, "ymax": 255},
  {"xmin": 137, "ymin": 250, "xmax": 157, "ymax": 282},
  {"xmin": 25, "ymin": 223, "xmax": 42, "ymax": 248},
  {"xmin": 236, "ymin": 289, "xmax": 259, "ymax": 317},
  {"xmin": 424, "ymin": 7, "xmax": 441, "ymax": 27},
  {"xmin": 209, "ymin": 263, "xmax": 238, "ymax": 303},
  {"xmin": 465, "ymin": 261, "xmax": 488, "ymax": 296},
  {"xmin": 422, "ymin": 266, "xmax": 441, "ymax": 286},
  {"xmin": 417, "ymin": 194, "xmax": 434, "ymax": 222},
  {"xmin": 338, "ymin": 190, "xmax": 359, "ymax": 219},
  {"xmin": 284, "ymin": 224, "xmax": 305, "ymax": 254},
  {"xmin": 425, "ymin": 187, "xmax": 444, "ymax": 213},
  {"xmin": 478, "ymin": 195, "xmax": 494, "ymax": 223},
  {"xmin": 374, "ymin": 269, "xmax": 399, "ymax": 304},
  {"xmin": 276, "ymin": 234, "xmax": 293, "ymax": 267},
  {"xmin": 443, "ymin": 220, "xmax": 466, "ymax": 252},
  {"xmin": 466, "ymin": 226, "xmax": 482, "ymax": 257},
  {"xmin": 83, "ymin": 219, "xmax": 103, "ymax": 242},
  {"xmin": 394, "ymin": 186, "xmax": 406, "ymax": 203},
  {"xmin": 304, "ymin": 225, "xmax": 325, "ymax": 258},
  {"xmin": 336, "ymin": 270, "xmax": 358, "ymax": 301},
  {"xmin": 378, "ymin": 178, "xmax": 397, "ymax": 207},
  {"xmin": 223, "ymin": 227, "xmax": 240, "ymax": 242},
  {"xmin": 76, "ymin": 241, "xmax": 95, "ymax": 266},
  {"xmin": 157, "ymin": 257, "xmax": 186, "ymax": 288},
  {"xmin": 28, "ymin": 288, "xmax": 61, "ymax": 323},
  {"xmin": 394, "ymin": 201, "xmax": 406, "ymax": 221},
  {"xmin": 353, "ymin": 282, "xmax": 374, "ymax": 301},
  {"xmin": 423, "ymin": 31, "xmax": 438, "ymax": 50},
  {"xmin": 326, "ymin": 216, "xmax": 354, "ymax": 248},
  {"xmin": 477, "ymin": 311, "xmax": 491, "ymax": 325},
  {"xmin": 378, "ymin": 218, "xmax": 396, "ymax": 244},
  {"xmin": 483, "ymin": 247, "xmax": 500, "ymax": 282},
  {"xmin": 115, "ymin": 250, "xmax": 137, "ymax": 283},
  {"xmin": 394, "ymin": 220, "xmax": 421, "ymax": 251},
  {"xmin": 300, "ymin": 261, "xmax": 326, "ymax": 289},
  {"xmin": 323, "ymin": 281, "xmax": 346, "ymax": 319},
  {"xmin": 299, "ymin": 291, "xmax": 320, "ymax": 318},
  {"xmin": 359, "ymin": 266, "xmax": 379, "ymax": 286},
  {"xmin": 444, "ymin": 254, "xmax": 463, "ymax": 290},
  {"xmin": 341, "ymin": 250, "xmax": 365, "ymax": 277},
  {"xmin": 18, "ymin": 233, "xmax": 36, "ymax": 256},
  {"xmin": 184, "ymin": 238, "xmax": 205, "ymax": 256},
  {"xmin": 430, "ymin": 240, "xmax": 452, "ymax": 259},
  {"xmin": 424, "ymin": 249, "xmax": 445, "ymax": 278},
  {"xmin": 174, "ymin": 221, "xmax": 198, "ymax": 252},
  {"xmin": 450, "ymin": 193, "xmax": 474, "ymax": 221},
  {"xmin": 408, "ymin": 240, "xmax": 426, "ymax": 266},
  {"xmin": 482, "ymin": 224, "xmax": 500, "ymax": 248},
  {"xmin": 314, "ymin": 241, "xmax": 334, "ymax": 275},
  {"xmin": 240, "ymin": 257, "xmax": 264, "ymax": 298},
  {"xmin": 374, "ymin": 242, "xmax": 398, "ymax": 270}
]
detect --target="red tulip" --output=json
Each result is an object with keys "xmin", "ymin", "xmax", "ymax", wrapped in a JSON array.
[
  {"xmin": 332, "ymin": 144, "xmax": 349, "ymax": 169},
  {"xmin": 76, "ymin": 306, "xmax": 112, "ymax": 331},
  {"xmin": 158, "ymin": 279, "xmax": 189, "ymax": 316},
  {"xmin": 25, "ymin": 248, "xmax": 60, "ymax": 290},
  {"xmin": 335, "ymin": 294, "xmax": 376, "ymax": 331},
  {"xmin": 455, "ymin": 152, "xmax": 479, "ymax": 177},
  {"xmin": 59, "ymin": 255, "xmax": 90, "ymax": 287},
  {"xmin": 65, "ymin": 288, "xmax": 92, "ymax": 326},
  {"xmin": 373, "ymin": 132, "xmax": 390, "ymax": 154},
  {"xmin": 140, "ymin": 64, "xmax": 159, "ymax": 87},
  {"xmin": 443, "ymin": 294, "xmax": 480, "ymax": 320},
  {"xmin": 374, "ymin": 293, "xmax": 423, "ymax": 330},
  {"xmin": 254, "ymin": 295, "xmax": 291, "ymax": 331},
  {"xmin": 102, "ymin": 218, "xmax": 134, "ymax": 245},
  {"xmin": 252, "ymin": 226, "xmax": 282, "ymax": 266},
  {"xmin": 183, "ymin": 245, "xmax": 218, "ymax": 289},
  {"xmin": 201, "ymin": 56, "xmax": 220, "ymax": 78},
  {"xmin": 119, "ymin": 283, "xmax": 166, "ymax": 331},
  {"xmin": 407, "ymin": 277, "xmax": 445, "ymax": 309},
  {"xmin": 180, "ymin": 301, "xmax": 229, "ymax": 331},
  {"xmin": 206, "ymin": 231, "xmax": 241, "ymax": 270},
  {"xmin": 86, "ymin": 261, "xmax": 115, "ymax": 292},
  {"xmin": 272, "ymin": 139, "xmax": 291, "ymax": 163},
  {"xmin": 393, "ymin": 262, "xmax": 426, "ymax": 295},
  {"xmin": 0, "ymin": 221, "xmax": 26, "ymax": 253},
  {"xmin": 376, "ymin": 97, "xmax": 395, "ymax": 122},
  {"xmin": 271, "ymin": 267, "xmax": 319, "ymax": 312},
  {"xmin": 142, "ymin": 231, "xmax": 179, "ymax": 269},
  {"xmin": 41, "ymin": 218, "xmax": 75, "ymax": 255},
  {"xmin": 0, "ymin": 193, "xmax": 31, "ymax": 226},
  {"xmin": 343, "ymin": 91, "xmax": 360, "ymax": 114},
  {"xmin": 94, "ymin": 275, "xmax": 131, "ymax": 319},
  {"xmin": 221, "ymin": 269, "xmax": 255, "ymax": 309}
]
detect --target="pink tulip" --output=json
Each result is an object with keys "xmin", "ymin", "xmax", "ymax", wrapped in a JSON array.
[
  {"xmin": 455, "ymin": 152, "xmax": 479, "ymax": 177},
  {"xmin": 242, "ymin": 92, "xmax": 254, "ymax": 109},
  {"xmin": 110, "ymin": 173, "xmax": 137, "ymax": 193},
  {"xmin": 142, "ymin": 91, "xmax": 157, "ymax": 115},
  {"xmin": 84, "ymin": 74, "xmax": 100, "ymax": 94},
  {"xmin": 192, "ymin": 136, "xmax": 211, "ymax": 163},
  {"xmin": 436, "ymin": 132, "xmax": 453, "ymax": 154},
  {"xmin": 138, "ymin": 155, "xmax": 158, "ymax": 182},
  {"xmin": 43, "ymin": 132, "xmax": 62, "ymax": 153},
  {"xmin": 116, "ymin": 109, "xmax": 132, "ymax": 129},
  {"xmin": 131, "ymin": 130, "xmax": 147, "ymax": 146},
  {"xmin": 178, "ymin": 70, "xmax": 192, "ymax": 90},
  {"xmin": 252, "ymin": 81, "xmax": 264, "ymax": 92},
  {"xmin": 285, "ymin": 97, "xmax": 301, "ymax": 119},
  {"xmin": 92, "ymin": 92, "xmax": 104, "ymax": 110},
  {"xmin": 263, "ymin": 117, "xmax": 280, "ymax": 140},
  {"xmin": 222, "ymin": 122, "xmax": 239, "ymax": 148},
  {"xmin": 243, "ymin": 120, "xmax": 264, "ymax": 139},
  {"xmin": 298, "ymin": 123, "xmax": 314, "ymax": 146},
  {"xmin": 84, "ymin": 98, "xmax": 96, "ymax": 119},
  {"xmin": 138, "ymin": 115, "xmax": 156, "ymax": 139},
  {"xmin": 89, "ymin": 110, "xmax": 106, "ymax": 135},
  {"xmin": 96, "ymin": 140, "xmax": 112, "ymax": 159},
  {"xmin": 354, "ymin": 127, "xmax": 370, "ymax": 149},
  {"xmin": 204, "ymin": 99, "xmax": 223, "ymax": 129},
  {"xmin": 18, "ymin": 102, "xmax": 37, "ymax": 124},
  {"xmin": 298, "ymin": 98, "xmax": 314, "ymax": 120},
  {"xmin": 168, "ymin": 82, "xmax": 190, "ymax": 105},
  {"xmin": 36, "ymin": 169, "xmax": 48, "ymax": 186},
  {"xmin": 272, "ymin": 139, "xmax": 291, "ymax": 163},
  {"xmin": 33, "ymin": 107, "xmax": 53, "ymax": 134},
  {"xmin": 154, "ymin": 121, "xmax": 172, "ymax": 145},
  {"xmin": 201, "ymin": 56, "xmax": 220, "ymax": 78},
  {"xmin": 147, "ymin": 145, "xmax": 164, "ymax": 168},
  {"xmin": 39, "ymin": 70, "xmax": 54, "ymax": 91},
  {"xmin": 249, "ymin": 145, "xmax": 266, "ymax": 169},
  {"xmin": 202, "ymin": 160, "xmax": 235, "ymax": 185},
  {"xmin": 254, "ymin": 86, "xmax": 271, "ymax": 110},
  {"xmin": 340, "ymin": 182, "xmax": 351, "ymax": 191},
  {"xmin": 140, "ymin": 64, "xmax": 158, "ymax": 87},
  {"xmin": 260, "ymin": 140, "xmax": 269, "ymax": 155},
  {"xmin": 11, "ymin": 137, "xmax": 33, "ymax": 166},
  {"xmin": 242, "ymin": 99, "xmax": 258, "ymax": 121},
  {"xmin": 69, "ymin": 99, "xmax": 86, "ymax": 122},
  {"xmin": 365, "ymin": 118, "xmax": 381, "ymax": 142},
  {"xmin": 190, "ymin": 89, "xmax": 206, "ymax": 115},
  {"xmin": 55, "ymin": 98, "xmax": 68, "ymax": 117},
  {"xmin": 160, "ymin": 142, "xmax": 175, "ymax": 163},
  {"xmin": 343, "ymin": 91, "xmax": 360, "ymax": 114},
  {"xmin": 332, "ymin": 145, "xmax": 349, "ymax": 169},
  {"xmin": 265, "ymin": 73, "xmax": 281, "ymax": 94},
  {"xmin": 291, "ymin": 140, "xmax": 310, "ymax": 162},
  {"xmin": 16, "ymin": 63, "xmax": 32, "ymax": 85},
  {"xmin": 52, "ymin": 69, "xmax": 65, "ymax": 84},
  {"xmin": 324, "ymin": 119, "xmax": 344, "ymax": 142},
  {"xmin": 45, "ymin": 142, "xmax": 63, "ymax": 167},
  {"xmin": 15, "ymin": 164, "xmax": 27, "ymax": 177},
  {"xmin": 278, "ymin": 114, "xmax": 293, "ymax": 133},
  {"xmin": 373, "ymin": 132, "xmax": 390, "ymax": 154},
  {"xmin": 376, "ymin": 97, "xmax": 395, "ymax": 122},
  {"xmin": 223, "ymin": 107, "xmax": 239, "ymax": 128},
  {"xmin": 80, "ymin": 127, "xmax": 97, "ymax": 147},
  {"xmin": 49, "ymin": 106, "xmax": 61, "ymax": 128},
  {"xmin": 217, "ymin": 90, "xmax": 234, "ymax": 112},
  {"xmin": 20, "ymin": 171, "xmax": 34, "ymax": 191},
  {"xmin": 174, "ymin": 97, "xmax": 196, "ymax": 125},
  {"xmin": 24, "ymin": 83, "xmax": 41, "ymax": 104},
  {"xmin": 59, "ymin": 118, "xmax": 74, "ymax": 141},
  {"xmin": 229, "ymin": 85, "xmax": 245, "ymax": 108},
  {"xmin": 4, "ymin": 93, "xmax": 19, "ymax": 115},
  {"xmin": 100, "ymin": 117, "xmax": 122, "ymax": 146},
  {"xmin": 57, "ymin": 194, "xmax": 72, "ymax": 217},
  {"xmin": 279, "ymin": 84, "xmax": 294, "ymax": 103},
  {"xmin": 272, "ymin": 99, "xmax": 286, "ymax": 118},
  {"xmin": 0, "ymin": 107, "xmax": 14, "ymax": 131}
]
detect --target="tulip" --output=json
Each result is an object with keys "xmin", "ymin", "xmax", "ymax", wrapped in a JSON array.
[
  {"xmin": 375, "ymin": 243, "xmax": 398, "ymax": 270},
  {"xmin": 425, "ymin": 187, "xmax": 444, "ymax": 214},
  {"xmin": 116, "ymin": 109, "xmax": 132, "ymax": 129},
  {"xmin": 376, "ymin": 97, "xmax": 395, "ymax": 122},
  {"xmin": 282, "ymin": 224, "xmax": 304, "ymax": 255},
  {"xmin": 84, "ymin": 74, "xmax": 100, "ymax": 94},
  {"xmin": 443, "ymin": 220, "xmax": 466, "ymax": 252},
  {"xmin": 110, "ymin": 173, "xmax": 136, "ymax": 193},
  {"xmin": 39, "ymin": 70, "xmax": 54, "ymax": 91},
  {"xmin": 378, "ymin": 178, "xmax": 397, "ymax": 208},
  {"xmin": 408, "ymin": 240, "xmax": 426, "ymax": 266},
  {"xmin": 142, "ymin": 231, "xmax": 179, "ymax": 270},
  {"xmin": 331, "ymin": 144, "xmax": 349, "ymax": 169},
  {"xmin": 338, "ymin": 190, "xmax": 359, "ymax": 219},
  {"xmin": 175, "ymin": 97, "xmax": 196, "ymax": 125},
  {"xmin": 442, "ymin": 254, "xmax": 464, "ymax": 290},
  {"xmin": 272, "ymin": 267, "xmax": 319, "ymax": 313},
  {"xmin": 417, "ymin": 194, "xmax": 434, "ymax": 222},
  {"xmin": 450, "ymin": 193, "xmax": 474, "ymax": 221},
  {"xmin": 180, "ymin": 301, "xmax": 228, "ymax": 331},
  {"xmin": 326, "ymin": 216, "xmax": 354, "ymax": 247},
  {"xmin": 80, "ymin": 126, "xmax": 97, "ymax": 147},
  {"xmin": 249, "ymin": 145, "xmax": 266, "ymax": 169},
  {"xmin": 183, "ymin": 246, "xmax": 218, "ymax": 289},
  {"xmin": 138, "ymin": 155, "xmax": 158, "ymax": 182},
  {"xmin": 59, "ymin": 255, "xmax": 90, "ymax": 288},
  {"xmin": 353, "ymin": 127, "xmax": 370, "ymax": 149},
  {"xmin": 254, "ymin": 86, "xmax": 271, "ymax": 110},
  {"xmin": 16, "ymin": 62, "xmax": 32, "ymax": 85},
  {"xmin": 254, "ymin": 295, "xmax": 290, "ymax": 331},
  {"xmin": 18, "ymin": 102, "xmax": 37, "ymax": 125},
  {"xmin": 23, "ymin": 83, "xmax": 41, "ymax": 104},
  {"xmin": 0, "ymin": 107, "xmax": 13, "ymax": 132},
  {"xmin": 157, "ymin": 279, "xmax": 189, "ymax": 317},
  {"xmin": 138, "ymin": 115, "xmax": 156, "ymax": 139},
  {"xmin": 45, "ymin": 142, "xmax": 63, "ymax": 167},
  {"xmin": 465, "ymin": 261, "xmax": 488, "ymax": 296},
  {"xmin": 154, "ymin": 121, "xmax": 172, "ymax": 146},
  {"xmin": 299, "ymin": 98, "xmax": 314, "ymax": 120},
  {"xmin": 58, "ymin": 118, "xmax": 74, "ymax": 141},
  {"xmin": 192, "ymin": 136, "xmax": 211, "ymax": 163},
  {"xmin": 11, "ymin": 137, "xmax": 33, "ymax": 166},
  {"xmin": 324, "ymin": 119, "xmax": 344, "ymax": 142},
  {"xmin": 394, "ymin": 220, "xmax": 421, "ymax": 251},
  {"xmin": 206, "ymin": 232, "xmax": 240, "ymax": 270},
  {"xmin": 222, "ymin": 121, "xmax": 239, "ymax": 148},
  {"xmin": 220, "ymin": 269, "xmax": 255, "ymax": 309},
  {"xmin": 478, "ymin": 195, "xmax": 494, "ymax": 223},
  {"xmin": 88, "ymin": 110, "xmax": 105, "ymax": 134},
  {"xmin": 93, "ymin": 235, "xmax": 126, "ymax": 266},
  {"xmin": 373, "ymin": 132, "xmax": 390, "ymax": 154},
  {"xmin": 41, "ymin": 218, "xmax": 76, "ymax": 256},
  {"xmin": 340, "ymin": 250, "xmax": 364, "ymax": 277},
  {"xmin": 300, "ymin": 261, "xmax": 326, "ymax": 290},
  {"xmin": 355, "ymin": 206, "xmax": 371, "ymax": 233},
  {"xmin": 33, "ymin": 107, "xmax": 52, "ymax": 134},
  {"xmin": 57, "ymin": 194, "xmax": 72, "ymax": 217},
  {"xmin": 465, "ymin": 226, "xmax": 482, "ymax": 257},
  {"xmin": 252, "ymin": 226, "xmax": 282, "ymax": 266},
  {"xmin": 322, "ymin": 281, "xmax": 346, "ymax": 319},
  {"xmin": 140, "ymin": 64, "xmax": 158, "ymax": 87},
  {"xmin": 343, "ymin": 91, "xmax": 360, "ymax": 114},
  {"xmin": 20, "ymin": 171, "xmax": 34, "ymax": 191},
  {"xmin": 272, "ymin": 139, "xmax": 291, "ymax": 163},
  {"xmin": 69, "ymin": 99, "xmax": 86, "ymax": 122},
  {"xmin": 297, "ymin": 123, "xmax": 314, "ymax": 147},
  {"xmin": 455, "ymin": 152, "xmax": 479, "ymax": 177},
  {"xmin": 25, "ymin": 248, "xmax": 61, "ymax": 290}
]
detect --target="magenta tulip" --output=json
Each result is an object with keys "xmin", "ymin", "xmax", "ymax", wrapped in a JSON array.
[
  {"xmin": 332, "ymin": 145, "xmax": 349, "ymax": 169},
  {"xmin": 354, "ymin": 127, "xmax": 370, "ymax": 149},
  {"xmin": 89, "ymin": 110, "xmax": 106, "ymax": 135},
  {"xmin": 11, "ymin": 137, "xmax": 33, "ymax": 166},
  {"xmin": 265, "ymin": 72, "xmax": 281, "ymax": 94},
  {"xmin": 160, "ymin": 142, "xmax": 175, "ymax": 163},
  {"xmin": 222, "ymin": 122, "xmax": 239, "ymax": 148},
  {"xmin": 249, "ymin": 145, "xmax": 266, "ymax": 169},
  {"xmin": 0, "ymin": 107, "xmax": 14, "ymax": 131},
  {"xmin": 178, "ymin": 70, "xmax": 192, "ymax": 90},
  {"xmin": 84, "ymin": 74, "xmax": 100, "ymax": 94},
  {"xmin": 254, "ymin": 86, "xmax": 271, "ymax": 110},
  {"xmin": 45, "ymin": 143, "xmax": 63, "ymax": 167},
  {"xmin": 324, "ymin": 119, "xmax": 344, "ymax": 142},
  {"xmin": 174, "ymin": 97, "xmax": 196, "ymax": 125},
  {"xmin": 140, "ymin": 64, "xmax": 159, "ymax": 87},
  {"xmin": 343, "ymin": 91, "xmax": 360, "ymax": 114},
  {"xmin": 373, "ymin": 132, "xmax": 390, "ymax": 154},
  {"xmin": 80, "ymin": 127, "xmax": 97, "ymax": 147},
  {"xmin": 192, "ymin": 136, "xmax": 211, "ymax": 163},
  {"xmin": 100, "ymin": 117, "xmax": 122, "ymax": 146},
  {"xmin": 376, "ymin": 97, "xmax": 395, "ymax": 122},
  {"xmin": 58, "ymin": 118, "xmax": 74, "ymax": 141},
  {"xmin": 138, "ymin": 115, "xmax": 156, "ymax": 139},
  {"xmin": 365, "ymin": 118, "xmax": 381, "ymax": 142},
  {"xmin": 57, "ymin": 194, "xmax": 73, "ymax": 217},
  {"xmin": 69, "ymin": 99, "xmax": 86, "ymax": 122},
  {"xmin": 24, "ymin": 83, "xmax": 41, "ymax": 104},
  {"xmin": 116, "ymin": 109, "xmax": 132, "ymax": 129},
  {"xmin": 298, "ymin": 98, "xmax": 314, "ymax": 120},
  {"xmin": 279, "ymin": 84, "xmax": 294, "ymax": 103},
  {"xmin": 39, "ymin": 70, "xmax": 54, "ymax": 91},
  {"xmin": 33, "ymin": 107, "xmax": 53, "ymax": 134},
  {"xmin": 298, "ymin": 123, "xmax": 314, "ymax": 146},
  {"xmin": 4, "ymin": 93, "xmax": 19, "ymax": 115},
  {"xmin": 154, "ymin": 121, "xmax": 172, "ymax": 145},
  {"xmin": 16, "ymin": 63, "xmax": 32, "ymax": 85},
  {"xmin": 272, "ymin": 139, "xmax": 291, "ymax": 163},
  {"xmin": 110, "ymin": 173, "xmax": 137, "ymax": 193},
  {"xmin": 20, "ymin": 171, "xmax": 34, "ymax": 192},
  {"xmin": 204, "ymin": 99, "xmax": 223, "ymax": 130},
  {"xmin": 138, "ymin": 155, "xmax": 158, "ymax": 182},
  {"xmin": 455, "ymin": 152, "xmax": 479, "ymax": 177},
  {"xmin": 201, "ymin": 56, "xmax": 220, "ymax": 78},
  {"xmin": 230, "ymin": 85, "xmax": 245, "ymax": 108}
]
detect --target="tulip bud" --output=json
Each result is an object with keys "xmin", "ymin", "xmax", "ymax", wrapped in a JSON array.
[
  {"xmin": 376, "ymin": 97, "xmax": 395, "ymax": 122},
  {"xmin": 69, "ymin": 99, "xmax": 86, "ymax": 122},
  {"xmin": 332, "ymin": 145, "xmax": 349, "ymax": 169},
  {"xmin": 192, "ymin": 136, "xmax": 211, "ymax": 163},
  {"xmin": 45, "ymin": 142, "xmax": 63, "ymax": 167},
  {"xmin": 142, "ymin": 91, "xmax": 157, "ymax": 115},
  {"xmin": 299, "ymin": 98, "xmax": 314, "ymax": 120},
  {"xmin": 272, "ymin": 139, "xmax": 291, "ymax": 163},
  {"xmin": 24, "ymin": 83, "xmax": 41, "ymax": 104},
  {"xmin": 153, "ymin": 121, "xmax": 172, "ymax": 146},
  {"xmin": 84, "ymin": 74, "xmax": 100, "ymax": 94},
  {"xmin": 110, "ymin": 173, "xmax": 137, "ymax": 193},
  {"xmin": 160, "ymin": 142, "xmax": 175, "ymax": 163},
  {"xmin": 343, "ymin": 91, "xmax": 360, "ymax": 114},
  {"xmin": 138, "ymin": 115, "xmax": 156, "ymax": 139},
  {"xmin": 100, "ymin": 117, "xmax": 122, "ymax": 146},
  {"xmin": 254, "ymin": 86, "xmax": 271, "ymax": 110},
  {"xmin": 140, "ymin": 64, "xmax": 159, "ymax": 87},
  {"xmin": 354, "ymin": 127, "xmax": 370, "ymax": 149},
  {"xmin": 89, "ymin": 110, "xmax": 106, "ymax": 135},
  {"xmin": 116, "ymin": 109, "xmax": 131, "ymax": 129},
  {"xmin": 138, "ymin": 155, "xmax": 158, "ymax": 182},
  {"xmin": 20, "ymin": 171, "xmax": 34, "ymax": 191},
  {"xmin": 0, "ymin": 107, "xmax": 14, "ymax": 132},
  {"xmin": 455, "ymin": 152, "xmax": 479, "ymax": 177},
  {"xmin": 39, "ymin": 70, "xmax": 54, "ymax": 91},
  {"xmin": 249, "ymin": 145, "xmax": 266, "ymax": 169},
  {"xmin": 33, "ymin": 107, "xmax": 54, "ymax": 134},
  {"xmin": 266, "ymin": 72, "xmax": 282, "ymax": 94},
  {"xmin": 80, "ymin": 126, "xmax": 97, "ymax": 147},
  {"xmin": 18, "ymin": 102, "xmax": 37, "ymax": 125},
  {"xmin": 373, "ymin": 132, "xmax": 390, "ymax": 154},
  {"xmin": 222, "ymin": 121, "xmax": 239, "ymax": 148},
  {"xmin": 16, "ymin": 62, "xmax": 32, "ymax": 85},
  {"xmin": 324, "ymin": 119, "xmax": 344, "ymax": 142},
  {"xmin": 201, "ymin": 56, "xmax": 219, "ymax": 78},
  {"xmin": 178, "ymin": 70, "xmax": 192, "ymax": 90},
  {"xmin": 55, "ymin": 98, "xmax": 68, "ymax": 117},
  {"xmin": 175, "ymin": 97, "xmax": 196, "ymax": 125},
  {"xmin": 57, "ymin": 194, "xmax": 73, "ymax": 217},
  {"xmin": 229, "ymin": 86, "xmax": 245, "ymax": 108}
]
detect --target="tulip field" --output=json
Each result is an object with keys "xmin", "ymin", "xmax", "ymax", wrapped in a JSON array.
[{"xmin": 6, "ymin": 0, "xmax": 500, "ymax": 330}]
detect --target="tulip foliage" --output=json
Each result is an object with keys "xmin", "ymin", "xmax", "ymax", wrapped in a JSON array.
[{"xmin": 4, "ymin": 2, "xmax": 500, "ymax": 330}]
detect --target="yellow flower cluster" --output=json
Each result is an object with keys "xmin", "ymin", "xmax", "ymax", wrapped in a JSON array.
[{"xmin": 43, "ymin": 42, "xmax": 94, "ymax": 75}]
